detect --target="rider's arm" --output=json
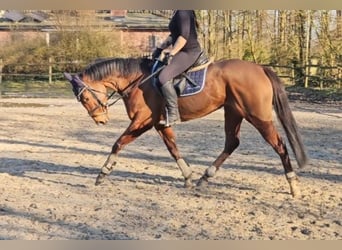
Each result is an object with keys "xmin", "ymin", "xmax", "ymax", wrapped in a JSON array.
[
  {"xmin": 169, "ymin": 36, "xmax": 187, "ymax": 56},
  {"xmin": 158, "ymin": 35, "xmax": 173, "ymax": 50}
]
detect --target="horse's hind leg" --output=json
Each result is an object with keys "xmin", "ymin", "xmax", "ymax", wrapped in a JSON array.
[
  {"xmin": 251, "ymin": 118, "xmax": 300, "ymax": 197},
  {"xmin": 155, "ymin": 126, "xmax": 193, "ymax": 188},
  {"xmin": 197, "ymin": 108, "xmax": 243, "ymax": 187}
]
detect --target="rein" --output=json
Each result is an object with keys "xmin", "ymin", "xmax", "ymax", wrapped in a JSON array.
[{"xmin": 104, "ymin": 64, "xmax": 165, "ymax": 107}]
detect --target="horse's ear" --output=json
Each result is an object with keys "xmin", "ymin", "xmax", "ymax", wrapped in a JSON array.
[{"xmin": 63, "ymin": 72, "xmax": 73, "ymax": 82}]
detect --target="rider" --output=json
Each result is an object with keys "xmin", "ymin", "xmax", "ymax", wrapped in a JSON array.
[{"xmin": 152, "ymin": 10, "xmax": 202, "ymax": 126}]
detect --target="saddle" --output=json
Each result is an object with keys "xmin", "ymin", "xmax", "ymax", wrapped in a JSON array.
[
  {"xmin": 152, "ymin": 51, "xmax": 212, "ymax": 97},
  {"xmin": 189, "ymin": 51, "xmax": 211, "ymax": 70}
]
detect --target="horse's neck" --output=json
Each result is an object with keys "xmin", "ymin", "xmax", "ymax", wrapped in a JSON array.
[
  {"xmin": 119, "ymin": 76, "xmax": 159, "ymax": 120},
  {"xmin": 102, "ymin": 76, "xmax": 130, "ymax": 93}
]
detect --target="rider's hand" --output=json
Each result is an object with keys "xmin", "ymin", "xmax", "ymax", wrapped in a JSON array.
[
  {"xmin": 160, "ymin": 49, "xmax": 174, "ymax": 65},
  {"xmin": 164, "ymin": 53, "xmax": 174, "ymax": 65},
  {"xmin": 151, "ymin": 48, "xmax": 163, "ymax": 60}
]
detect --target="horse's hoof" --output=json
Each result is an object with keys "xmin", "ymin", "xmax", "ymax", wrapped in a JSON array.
[
  {"xmin": 196, "ymin": 176, "xmax": 209, "ymax": 188},
  {"xmin": 95, "ymin": 173, "xmax": 107, "ymax": 186}
]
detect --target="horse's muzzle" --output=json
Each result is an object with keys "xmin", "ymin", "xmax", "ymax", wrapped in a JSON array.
[
  {"xmin": 92, "ymin": 112, "xmax": 109, "ymax": 125},
  {"xmin": 96, "ymin": 120, "xmax": 108, "ymax": 125}
]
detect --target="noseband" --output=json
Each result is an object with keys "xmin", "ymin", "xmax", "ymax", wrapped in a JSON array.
[{"xmin": 79, "ymin": 87, "xmax": 108, "ymax": 118}]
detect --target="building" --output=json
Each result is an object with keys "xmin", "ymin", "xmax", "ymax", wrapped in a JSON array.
[{"xmin": 0, "ymin": 10, "xmax": 171, "ymax": 52}]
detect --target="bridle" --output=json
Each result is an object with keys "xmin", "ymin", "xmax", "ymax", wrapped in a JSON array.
[
  {"xmin": 75, "ymin": 75, "xmax": 142, "ymax": 119},
  {"xmin": 74, "ymin": 63, "xmax": 165, "ymax": 119},
  {"xmin": 76, "ymin": 82, "xmax": 115, "ymax": 118}
]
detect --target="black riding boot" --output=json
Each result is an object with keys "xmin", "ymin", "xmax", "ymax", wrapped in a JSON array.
[{"xmin": 160, "ymin": 80, "xmax": 180, "ymax": 126}]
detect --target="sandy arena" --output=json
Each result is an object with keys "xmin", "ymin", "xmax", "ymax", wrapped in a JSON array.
[{"xmin": 0, "ymin": 97, "xmax": 341, "ymax": 239}]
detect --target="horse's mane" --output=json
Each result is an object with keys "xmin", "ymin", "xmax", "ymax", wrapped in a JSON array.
[{"xmin": 81, "ymin": 57, "xmax": 153, "ymax": 81}]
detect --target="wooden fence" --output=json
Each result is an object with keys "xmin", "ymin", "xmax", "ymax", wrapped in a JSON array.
[
  {"xmin": 0, "ymin": 59, "xmax": 341, "ymax": 89},
  {"xmin": 263, "ymin": 64, "xmax": 341, "ymax": 89}
]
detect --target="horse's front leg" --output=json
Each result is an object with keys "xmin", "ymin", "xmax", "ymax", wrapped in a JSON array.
[
  {"xmin": 155, "ymin": 125, "xmax": 193, "ymax": 188},
  {"xmin": 95, "ymin": 142, "xmax": 121, "ymax": 186},
  {"xmin": 95, "ymin": 123, "xmax": 153, "ymax": 185}
]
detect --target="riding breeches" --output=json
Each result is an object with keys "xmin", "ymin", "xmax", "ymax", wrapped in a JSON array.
[{"xmin": 158, "ymin": 50, "xmax": 201, "ymax": 85}]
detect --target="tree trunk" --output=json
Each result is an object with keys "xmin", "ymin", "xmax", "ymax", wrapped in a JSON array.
[{"xmin": 304, "ymin": 10, "xmax": 312, "ymax": 88}]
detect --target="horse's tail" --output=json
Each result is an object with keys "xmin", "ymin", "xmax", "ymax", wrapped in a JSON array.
[{"xmin": 263, "ymin": 66, "xmax": 308, "ymax": 168}]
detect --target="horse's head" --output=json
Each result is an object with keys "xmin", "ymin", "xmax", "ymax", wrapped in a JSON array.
[
  {"xmin": 64, "ymin": 72, "xmax": 109, "ymax": 125},
  {"xmin": 64, "ymin": 57, "xmax": 154, "ymax": 125}
]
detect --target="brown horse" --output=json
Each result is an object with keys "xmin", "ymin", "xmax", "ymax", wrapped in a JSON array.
[{"xmin": 64, "ymin": 57, "xmax": 307, "ymax": 197}]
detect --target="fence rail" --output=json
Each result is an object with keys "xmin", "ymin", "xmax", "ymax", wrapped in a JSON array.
[
  {"xmin": 0, "ymin": 60, "xmax": 341, "ymax": 92},
  {"xmin": 263, "ymin": 63, "xmax": 341, "ymax": 89}
]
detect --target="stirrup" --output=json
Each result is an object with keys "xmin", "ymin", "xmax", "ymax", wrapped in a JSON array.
[
  {"xmin": 159, "ymin": 119, "xmax": 180, "ymax": 127},
  {"xmin": 159, "ymin": 117, "xmax": 180, "ymax": 127},
  {"xmin": 159, "ymin": 109, "xmax": 180, "ymax": 127},
  {"xmin": 158, "ymin": 119, "xmax": 171, "ymax": 127}
]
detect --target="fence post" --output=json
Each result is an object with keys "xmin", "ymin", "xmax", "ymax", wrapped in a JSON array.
[
  {"xmin": 46, "ymin": 32, "xmax": 52, "ymax": 84},
  {"xmin": 49, "ymin": 57, "xmax": 52, "ymax": 84},
  {"xmin": 0, "ymin": 58, "xmax": 2, "ymax": 98},
  {"xmin": 291, "ymin": 63, "xmax": 296, "ymax": 85},
  {"xmin": 0, "ymin": 58, "xmax": 2, "ymax": 84},
  {"xmin": 304, "ymin": 64, "xmax": 309, "ymax": 88},
  {"xmin": 339, "ymin": 66, "xmax": 341, "ymax": 89},
  {"xmin": 319, "ymin": 66, "xmax": 323, "ymax": 90}
]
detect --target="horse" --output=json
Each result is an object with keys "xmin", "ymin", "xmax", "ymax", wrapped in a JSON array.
[{"xmin": 63, "ymin": 56, "xmax": 308, "ymax": 197}]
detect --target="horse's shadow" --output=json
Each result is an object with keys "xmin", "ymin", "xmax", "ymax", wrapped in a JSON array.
[
  {"xmin": 120, "ymin": 147, "xmax": 342, "ymax": 184},
  {"xmin": 0, "ymin": 157, "xmax": 96, "ymax": 187},
  {"xmin": 0, "ymin": 157, "xmax": 184, "ymax": 188},
  {"xmin": 1, "ymin": 132, "xmax": 341, "ymax": 193},
  {"xmin": 0, "ymin": 157, "xmax": 258, "ymax": 192}
]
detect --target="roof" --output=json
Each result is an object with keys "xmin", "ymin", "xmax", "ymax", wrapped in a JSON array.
[
  {"xmin": 110, "ymin": 11, "xmax": 170, "ymax": 30},
  {"xmin": 2, "ymin": 10, "xmax": 49, "ymax": 23},
  {"xmin": 0, "ymin": 10, "xmax": 170, "ymax": 32},
  {"xmin": 26, "ymin": 11, "xmax": 49, "ymax": 22}
]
